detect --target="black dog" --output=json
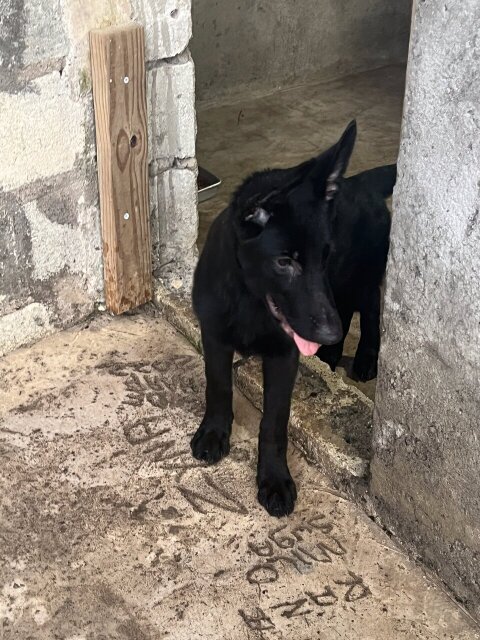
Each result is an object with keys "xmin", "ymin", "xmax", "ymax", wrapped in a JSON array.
[{"xmin": 191, "ymin": 121, "xmax": 395, "ymax": 517}]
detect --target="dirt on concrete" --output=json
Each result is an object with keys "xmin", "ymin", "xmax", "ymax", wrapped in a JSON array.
[{"xmin": 0, "ymin": 313, "xmax": 478, "ymax": 639}]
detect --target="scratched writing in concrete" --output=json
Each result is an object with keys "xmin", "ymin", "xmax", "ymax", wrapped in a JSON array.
[
  {"xmin": 99, "ymin": 355, "xmax": 203, "ymax": 413},
  {"xmin": 247, "ymin": 514, "xmax": 347, "ymax": 584},
  {"xmin": 122, "ymin": 415, "xmax": 203, "ymax": 475},
  {"xmin": 122, "ymin": 413, "xmax": 249, "ymax": 515},
  {"xmin": 177, "ymin": 473, "xmax": 248, "ymax": 515},
  {"xmin": 239, "ymin": 571, "xmax": 370, "ymax": 630}
]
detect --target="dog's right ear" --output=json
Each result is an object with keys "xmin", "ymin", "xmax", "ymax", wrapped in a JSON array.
[
  {"xmin": 241, "ymin": 170, "xmax": 306, "ymax": 228},
  {"xmin": 234, "ymin": 161, "xmax": 314, "ymax": 237},
  {"xmin": 235, "ymin": 199, "xmax": 274, "ymax": 240},
  {"xmin": 244, "ymin": 206, "xmax": 272, "ymax": 228}
]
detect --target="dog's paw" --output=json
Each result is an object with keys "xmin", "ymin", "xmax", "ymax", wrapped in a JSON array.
[
  {"xmin": 190, "ymin": 421, "xmax": 231, "ymax": 464},
  {"xmin": 352, "ymin": 349, "xmax": 378, "ymax": 382},
  {"xmin": 257, "ymin": 474, "xmax": 297, "ymax": 518},
  {"xmin": 317, "ymin": 344, "xmax": 342, "ymax": 372}
]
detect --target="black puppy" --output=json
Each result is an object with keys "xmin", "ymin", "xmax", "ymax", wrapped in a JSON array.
[{"xmin": 191, "ymin": 121, "xmax": 395, "ymax": 517}]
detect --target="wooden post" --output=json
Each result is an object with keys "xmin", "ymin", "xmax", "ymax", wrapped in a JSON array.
[{"xmin": 90, "ymin": 23, "xmax": 152, "ymax": 315}]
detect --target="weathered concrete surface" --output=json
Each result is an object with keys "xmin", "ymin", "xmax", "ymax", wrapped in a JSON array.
[
  {"xmin": 192, "ymin": 0, "xmax": 412, "ymax": 102},
  {"xmin": 0, "ymin": 0, "xmax": 197, "ymax": 355},
  {"xmin": 371, "ymin": 0, "xmax": 480, "ymax": 619},
  {"xmin": 0, "ymin": 313, "xmax": 478, "ymax": 639}
]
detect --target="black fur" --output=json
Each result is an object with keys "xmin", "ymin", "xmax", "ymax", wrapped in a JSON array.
[{"xmin": 191, "ymin": 121, "xmax": 394, "ymax": 516}]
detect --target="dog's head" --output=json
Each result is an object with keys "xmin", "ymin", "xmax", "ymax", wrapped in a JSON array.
[{"xmin": 233, "ymin": 121, "xmax": 357, "ymax": 355}]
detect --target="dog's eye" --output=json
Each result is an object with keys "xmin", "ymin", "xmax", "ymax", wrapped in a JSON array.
[
  {"xmin": 276, "ymin": 257, "xmax": 293, "ymax": 268},
  {"xmin": 273, "ymin": 256, "xmax": 301, "ymax": 275}
]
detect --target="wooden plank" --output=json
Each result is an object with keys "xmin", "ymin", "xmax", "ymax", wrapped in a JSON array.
[{"xmin": 89, "ymin": 23, "xmax": 152, "ymax": 315}]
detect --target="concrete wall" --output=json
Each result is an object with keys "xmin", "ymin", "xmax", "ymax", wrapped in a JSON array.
[
  {"xmin": 192, "ymin": 0, "xmax": 413, "ymax": 102},
  {"xmin": 0, "ymin": 0, "xmax": 197, "ymax": 357},
  {"xmin": 372, "ymin": 0, "xmax": 480, "ymax": 617}
]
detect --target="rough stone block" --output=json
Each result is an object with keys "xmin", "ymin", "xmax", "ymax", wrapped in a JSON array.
[
  {"xmin": 23, "ymin": 0, "xmax": 69, "ymax": 66},
  {"xmin": 0, "ymin": 172, "xmax": 103, "ymax": 335},
  {"xmin": 0, "ymin": 194, "xmax": 34, "ymax": 315},
  {"xmin": 24, "ymin": 197, "xmax": 102, "ymax": 298},
  {"xmin": 150, "ymin": 167, "xmax": 198, "ymax": 289},
  {"xmin": 0, "ymin": 0, "xmax": 24, "ymax": 71},
  {"xmin": 0, "ymin": 303, "xmax": 52, "ymax": 357},
  {"xmin": 131, "ymin": 0, "xmax": 192, "ymax": 61},
  {"xmin": 147, "ymin": 56, "xmax": 196, "ymax": 163},
  {"xmin": 0, "ymin": 0, "xmax": 69, "ymax": 92},
  {"xmin": 0, "ymin": 72, "xmax": 85, "ymax": 191}
]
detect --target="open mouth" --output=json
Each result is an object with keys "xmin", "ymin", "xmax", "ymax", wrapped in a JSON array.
[{"xmin": 266, "ymin": 295, "xmax": 320, "ymax": 357}]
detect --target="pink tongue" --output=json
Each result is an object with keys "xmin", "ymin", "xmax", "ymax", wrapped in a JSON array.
[{"xmin": 293, "ymin": 332, "xmax": 320, "ymax": 357}]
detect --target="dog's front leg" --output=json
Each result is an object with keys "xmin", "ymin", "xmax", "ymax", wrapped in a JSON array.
[
  {"xmin": 257, "ymin": 347, "xmax": 299, "ymax": 517},
  {"xmin": 191, "ymin": 331, "xmax": 234, "ymax": 464}
]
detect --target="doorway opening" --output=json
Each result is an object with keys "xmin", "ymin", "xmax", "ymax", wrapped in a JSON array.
[{"xmin": 191, "ymin": 1, "xmax": 412, "ymax": 401}]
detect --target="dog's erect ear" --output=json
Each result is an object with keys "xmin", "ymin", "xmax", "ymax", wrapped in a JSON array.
[
  {"xmin": 244, "ymin": 206, "xmax": 272, "ymax": 227},
  {"xmin": 313, "ymin": 120, "xmax": 357, "ymax": 201},
  {"xmin": 325, "ymin": 120, "xmax": 357, "ymax": 200}
]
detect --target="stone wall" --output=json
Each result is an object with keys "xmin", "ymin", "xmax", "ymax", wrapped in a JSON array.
[
  {"xmin": 191, "ymin": 0, "xmax": 413, "ymax": 103},
  {"xmin": 371, "ymin": 0, "xmax": 480, "ymax": 617},
  {"xmin": 0, "ymin": 0, "xmax": 197, "ymax": 357}
]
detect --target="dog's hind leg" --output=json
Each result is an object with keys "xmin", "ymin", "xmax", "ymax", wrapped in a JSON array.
[
  {"xmin": 190, "ymin": 330, "xmax": 234, "ymax": 464},
  {"xmin": 257, "ymin": 347, "xmax": 299, "ymax": 517},
  {"xmin": 317, "ymin": 302, "xmax": 354, "ymax": 372},
  {"xmin": 352, "ymin": 286, "xmax": 381, "ymax": 382}
]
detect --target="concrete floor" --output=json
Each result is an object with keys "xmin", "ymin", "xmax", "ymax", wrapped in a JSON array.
[
  {"xmin": 1, "ymin": 311, "xmax": 478, "ymax": 639},
  {"xmin": 196, "ymin": 65, "xmax": 406, "ymax": 399}
]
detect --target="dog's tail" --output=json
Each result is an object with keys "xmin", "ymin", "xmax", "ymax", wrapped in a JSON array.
[{"xmin": 349, "ymin": 164, "xmax": 397, "ymax": 199}]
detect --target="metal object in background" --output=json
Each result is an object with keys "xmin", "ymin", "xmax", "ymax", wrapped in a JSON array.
[{"xmin": 198, "ymin": 166, "xmax": 221, "ymax": 203}]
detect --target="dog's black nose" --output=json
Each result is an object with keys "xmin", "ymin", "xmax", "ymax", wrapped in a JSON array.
[
  {"xmin": 315, "ymin": 325, "xmax": 343, "ymax": 346},
  {"xmin": 310, "ymin": 311, "xmax": 342, "ymax": 345}
]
